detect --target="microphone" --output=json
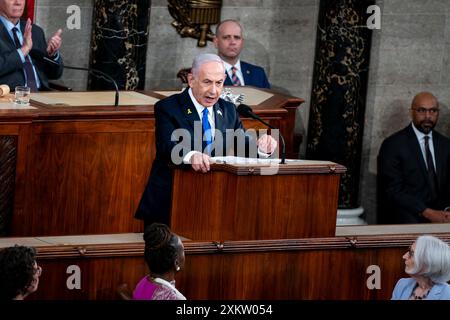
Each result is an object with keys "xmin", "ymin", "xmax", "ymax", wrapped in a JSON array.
[
  {"xmin": 236, "ymin": 104, "xmax": 286, "ymax": 164},
  {"xmin": 30, "ymin": 49, "xmax": 120, "ymax": 107}
]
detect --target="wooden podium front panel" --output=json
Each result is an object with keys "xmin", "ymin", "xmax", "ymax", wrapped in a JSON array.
[
  {"xmin": 170, "ymin": 170, "xmax": 340, "ymax": 240},
  {"xmin": 11, "ymin": 120, "xmax": 154, "ymax": 236}
]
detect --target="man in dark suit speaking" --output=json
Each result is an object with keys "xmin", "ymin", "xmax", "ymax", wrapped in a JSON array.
[
  {"xmin": 0, "ymin": 0, "xmax": 63, "ymax": 91},
  {"xmin": 377, "ymin": 92, "xmax": 450, "ymax": 224},
  {"xmin": 135, "ymin": 53, "xmax": 277, "ymax": 225},
  {"xmin": 214, "ymin": 19, "xmax": 270, "ymax": 89}
]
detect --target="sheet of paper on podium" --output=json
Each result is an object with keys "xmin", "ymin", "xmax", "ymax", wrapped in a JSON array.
[{"xmin": 211, "ymin": 156, "xmax": 301, "ymax": 165}]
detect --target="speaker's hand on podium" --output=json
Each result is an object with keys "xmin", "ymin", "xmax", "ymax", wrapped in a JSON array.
[{"xmin": 190, "ymin": 152, "xmax": 211, "ymax": 173}]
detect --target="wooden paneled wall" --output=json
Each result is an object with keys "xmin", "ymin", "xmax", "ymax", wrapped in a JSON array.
[{"xmin": 11, "ymin": 230, "xmax": 446, "ymax": 300}]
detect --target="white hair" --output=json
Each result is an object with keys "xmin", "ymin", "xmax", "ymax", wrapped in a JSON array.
[
  {"xmin": 407, "ymin": 235, "xmax": 450, "ymax": 283},
  {"xmin": 191, "ymin": 53, "xmax": 224, "ymax": 77}
]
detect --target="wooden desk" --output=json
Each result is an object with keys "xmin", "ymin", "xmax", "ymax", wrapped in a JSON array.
[{"xmin": 0, "ymin": 89, "xmax": 303, "ymax": 236}]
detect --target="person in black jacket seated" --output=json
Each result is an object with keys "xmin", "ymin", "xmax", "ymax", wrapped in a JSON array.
[
  {"xmin": 377, "ymin": 92, "xmax": 450, "ymax": 224},
  {"xmin": 0, "ymin": 0, "xmax": 63, "ymax": 91},
  {"xmin": 135, "ymin": 53, "xmax": 277, "ymax": 226}
]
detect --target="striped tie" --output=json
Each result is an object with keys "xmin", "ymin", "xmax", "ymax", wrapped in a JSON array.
[{"xmin": 230, "ymin": 66, "xmax": 242, "ymax": 86}]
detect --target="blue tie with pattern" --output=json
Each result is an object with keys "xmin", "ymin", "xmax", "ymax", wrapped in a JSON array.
[
  {"xmin": 230, "ymin": 66, "xmax": 242, "ymax": 86},
  {"xmin": 202, "ymin": 108, "xmax": 213, "ymax": 155}
]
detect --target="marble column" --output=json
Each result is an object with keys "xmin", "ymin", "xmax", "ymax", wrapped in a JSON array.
[
  {"xmin": 88, "ymin": 0, "xmax": 151, "ymax": 90},
  {"xmin": 306, "ymin": 0, "xmax": 374, "ymax": 213}
]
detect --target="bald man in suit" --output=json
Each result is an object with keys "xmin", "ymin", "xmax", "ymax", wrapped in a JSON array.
[
  {"xmin": 377, "ymin": 92, "xmax": 450, "ymax": 224},
  {"xmin": 214, "ymin": 19, "xmax": 270, "ymax": 89}
]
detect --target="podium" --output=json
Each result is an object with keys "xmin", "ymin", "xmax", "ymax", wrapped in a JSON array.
[
  {"xmin": 0, "ymin": 89, "xmax": 304, "ymax": 236},
  {"xmin": 170, "ymin": 159, "xmax": 346, "ymax": 240}
]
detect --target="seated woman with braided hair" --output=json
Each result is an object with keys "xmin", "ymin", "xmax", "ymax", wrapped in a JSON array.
[{"xmin": 133, "ymin": 223, "xmax": 186, "ymax": 300}]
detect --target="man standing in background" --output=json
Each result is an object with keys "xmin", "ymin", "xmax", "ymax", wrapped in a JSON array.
[{"xmin": 214, "ymin": 19, "xmax": 270, "ymax": 89}]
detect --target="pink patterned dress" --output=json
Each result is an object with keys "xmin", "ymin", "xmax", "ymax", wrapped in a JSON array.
[{"xmin": 133, "ymin": 276, "xmax": 186, "ymax": 300}]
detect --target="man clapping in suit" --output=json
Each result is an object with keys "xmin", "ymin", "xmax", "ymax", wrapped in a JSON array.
[
  {"xmin": 377, "ymin": 92, "xmax": 450, "ymax": 224},
  {"xmin": 0, "ymin": 0, "xmax": 63, "ymax": 91},
  {"xmin": 214, "ymin": 19, "xmax": 270, "ymax": 89},
  {"xmin": 135, "ymin": 53, "xmax": 277, "ymax": 226}
]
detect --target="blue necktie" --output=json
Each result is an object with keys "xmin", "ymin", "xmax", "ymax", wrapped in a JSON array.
[{"xmin": 202, "ymin": 108, "xmax": 213, "ymax": 155}]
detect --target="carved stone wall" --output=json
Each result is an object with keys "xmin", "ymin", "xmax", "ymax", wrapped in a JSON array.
[{"xmin": 88, "ymin": 0, "xmax": 152, "ymax": 90}]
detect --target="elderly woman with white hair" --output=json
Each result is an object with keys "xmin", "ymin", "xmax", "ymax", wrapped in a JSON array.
[{"xmin": 392, "ymin": 235, "xmax": 450, "ymax": 300}]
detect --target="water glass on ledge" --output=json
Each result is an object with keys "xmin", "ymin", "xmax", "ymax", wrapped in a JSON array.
[{"xmin": 14, "ymin": 86, "xmax": 31, "ymax": 105}]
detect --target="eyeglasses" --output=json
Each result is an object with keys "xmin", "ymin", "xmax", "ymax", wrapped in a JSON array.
[
  {"xmin": 412, "ymin": 107, "xmax": 439, "ymax": 114},
  {"xmin": 407, "ymin": 246, "xmax": 414, "ymax": 258},
  {"xmin": 33, "ymin": 265, "xmax": 42, "ymax": 276}
]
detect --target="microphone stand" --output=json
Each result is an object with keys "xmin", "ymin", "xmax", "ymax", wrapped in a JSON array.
[
  {"xmin": 63, "ymin": 65, "xmax": 119, "ymax": 107},
  {"xmin": 41, "ymin": 55, "xmax": 120, "ymax": 107}
]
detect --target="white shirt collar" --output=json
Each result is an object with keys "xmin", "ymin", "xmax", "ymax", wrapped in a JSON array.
[
  {"xmin": 411, "ymin": 122, "xmax": 433, "ymax": 141},
  {"xmin": 222, "ymin": 59, "xmax": 242, "ymax": 73},
  {"xmin": 188, "ymin": 88, "xmax": 213, "ymax": 116},
  {"xmin": 0, "ymin": 15, "xmax": 18, "ymax": 31}
]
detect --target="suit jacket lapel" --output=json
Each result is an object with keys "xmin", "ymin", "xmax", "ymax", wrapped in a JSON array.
[
  {"xmin": 241, "ymin": 62, "xmax": 251, "ymax": 84},
  {"xmin": 427, "ymin": 283, "xmax": 444, "ymax": 300},
  {"xmin": 432, "ymin": 131, "xmax": 443, "ymax": 189},
  {"xmin": 212, "ymin": 102, "xmax": 227, "ymax": 156},
  {"xmin": 213, "ymin": 102, "xmax": 225, "ymax": 134},
  {"xmin": 0, "ymin": 20, "xmax": 15, "ymax": 49},
  {"xmin": 179, "ymin": 88, "xmax": 200, "ymax": 130},
  {"xmin": 19, "ymin": 20, "xmax": 25, "ymax": 34},
  {"xmin": 224, "ymin": 71, "xmax": 232, "ymax": 86}
]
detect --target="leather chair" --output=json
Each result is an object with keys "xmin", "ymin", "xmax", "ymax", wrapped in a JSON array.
[{"xmin": 176, "ymin": 68, "xmax": 191, "ymax": 85}]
